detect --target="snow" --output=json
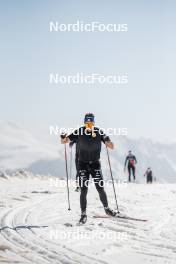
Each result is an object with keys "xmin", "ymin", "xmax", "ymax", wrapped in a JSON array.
[{"xmin": 0, "ymin": 172, "xmax": 176, "ymax": 264}]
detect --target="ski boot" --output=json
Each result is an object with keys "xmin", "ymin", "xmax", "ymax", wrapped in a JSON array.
[
  {"xmin": 79, "ymin": 211, "xmax": 87, "ymax": 224},
  {"xmin": 104, "ymin": 207, "xmax": 117, "ymax": 217}
]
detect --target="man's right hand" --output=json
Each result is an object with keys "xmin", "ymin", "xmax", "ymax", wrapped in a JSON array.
[{"xmin": 60, "ymin": 133, "xmax": 69, "ymax": 144}]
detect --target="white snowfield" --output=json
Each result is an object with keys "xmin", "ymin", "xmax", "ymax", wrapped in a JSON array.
[{"xmin": 0, "ymin": 174, "xmax": 176, "ymax": 264}]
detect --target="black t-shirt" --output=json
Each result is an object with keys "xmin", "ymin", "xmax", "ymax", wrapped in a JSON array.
[{"xmin": 68, "ymin": 127, "xmax": 110, "ymax": 162}]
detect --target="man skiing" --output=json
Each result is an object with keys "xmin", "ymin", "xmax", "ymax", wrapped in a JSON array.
[
  {"xmin": 69, "ymin": 140, "xmax": 80, "ymax": 191},
  {"xmin": 144, "ymin": 167, "xmax": 153, "ymax": 183},
  {"xmin": 124, "ymin": 150, "xmax": 137, "ymax": 182},
  {"xmin": 61, "ymin": 113, "xmax": 116, "ymax": 224}
]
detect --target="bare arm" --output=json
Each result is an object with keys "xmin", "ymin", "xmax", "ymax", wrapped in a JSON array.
[
  {"xmin": 105, "ymin": 141, "xmax": 114, "ymax": 149},
  {"xmin": 61, "ymin": 137, "xmax": 70, "ymax": 144}
]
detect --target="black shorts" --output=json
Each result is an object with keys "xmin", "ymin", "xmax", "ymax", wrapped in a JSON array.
[{"xmin": 78, "ymin": 160, "xmax": 104, "ymax": 187}]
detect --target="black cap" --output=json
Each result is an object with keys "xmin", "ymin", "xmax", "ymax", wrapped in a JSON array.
[{"xmin": 84, "ymin": 113, "xmax": 95, "ymax": 123}]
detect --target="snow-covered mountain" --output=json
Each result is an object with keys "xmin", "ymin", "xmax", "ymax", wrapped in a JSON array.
[
  {"xmin": 106, "ymin": 136, "xmax": 176, "ymax": 183},
  {"xmin": 0, "ymin": 121, "xmax": 65, "ymax": 176},
  {"xmin": 1, "ymin": 121, "xmax": 176, "ymax": 182}
]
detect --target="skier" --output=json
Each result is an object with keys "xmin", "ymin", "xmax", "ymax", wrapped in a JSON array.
[
  {"xmin": 124, "ymin": 150, "xmax": 137, "ymax": 182},
  {"xmin": 69, "ymin": 140, "xmax": 80, "ymax": 192},
  {"xmin": 61, "ymin": 113, "xmax": 116, "ymax": 224},
  {"xmin": 144, "ymin": 167, "xmax": 153, "ymax": 184}
]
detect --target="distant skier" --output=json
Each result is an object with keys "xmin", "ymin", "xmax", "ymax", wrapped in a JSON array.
[
  {"xmin": 124, "ymin": 150, "xmax": 137, "ymax": 182},
  {"xmin": 144, "ymin": 167, "xmax": 153, "ymax": 184},
  {"xmin": 69, "ymin": 140, "xmax": 80, "ymax": 192},
  {"xmin": 61, "ymin": 113, "xmax": 116, "ymax": 224}
]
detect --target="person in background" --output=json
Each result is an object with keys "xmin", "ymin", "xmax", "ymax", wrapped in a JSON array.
[
  {"xmin": 144, "ymin": 167, "xmax": 153, "ymax": 184},
  {"xmin": 124, "ymin": 150, "xmax": 137, "ymax": 182}
]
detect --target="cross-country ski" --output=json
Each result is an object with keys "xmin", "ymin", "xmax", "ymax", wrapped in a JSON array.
[{"xmin": 93, "ymin": 214, "xmax": 148, "ymax": 222}]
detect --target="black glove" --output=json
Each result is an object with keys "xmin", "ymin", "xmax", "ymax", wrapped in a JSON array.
[
  {"xmin": 104, "ymin": 136, "xmax": 110, "ymax": 142},
  {"xmin": 60, "ymin": 133, "xmax": 67, "ymax": 139}
]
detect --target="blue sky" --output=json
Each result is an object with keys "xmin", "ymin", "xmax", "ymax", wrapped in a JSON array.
[{"xmin": 0, "ymin": 0, "xmax": 175, "ymax": 143}]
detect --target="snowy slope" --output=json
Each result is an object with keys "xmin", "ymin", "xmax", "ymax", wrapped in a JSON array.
[
  {"xmin": 0, "ymin": 121, "xmax": 176, "ymax": 182},
  {"xmin": 0, "ymin": 174, "xmax": 176, "ymax": 264},
  {"xmin": 0, "ymin": 121, "xmax": 65, "ymax": 175}
]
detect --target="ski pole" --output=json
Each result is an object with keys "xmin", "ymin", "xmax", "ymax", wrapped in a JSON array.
[
  {"xmin": 105, "ymin": 145, "xmax": 120, "ymax": 213},
  {"xmin": 64, "ymin": 143, "xmax": 71, "ymax": 211},
  {"xmin": 69, "ymin": 145, "xmax": 73, "ymax": 180}
]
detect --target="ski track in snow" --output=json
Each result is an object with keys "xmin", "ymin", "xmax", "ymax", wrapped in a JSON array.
[{"xmin": 0, "ymin": 177, "xmax": 176, "ymax": 264}]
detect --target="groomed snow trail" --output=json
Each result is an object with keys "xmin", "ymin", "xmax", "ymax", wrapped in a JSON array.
[{"xmin": 0, "ymin": 176, "xmax": 176, "ymax": 264}]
